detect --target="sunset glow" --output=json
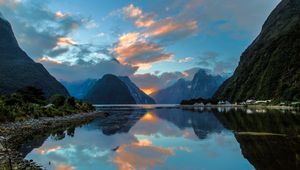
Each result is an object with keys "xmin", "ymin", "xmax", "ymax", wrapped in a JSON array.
[
  {"xmin": 140, "ymin": 112, "xmax": 158, "ymax": 122},
  {"xmin": 141, "ymin": 87, "xmax": 157, "ymax": 95}
]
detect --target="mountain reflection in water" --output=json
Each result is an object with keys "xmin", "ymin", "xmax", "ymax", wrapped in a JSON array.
[{"xmin": 22, "ymin": 106, "xmax": 299, "ymax": 170}]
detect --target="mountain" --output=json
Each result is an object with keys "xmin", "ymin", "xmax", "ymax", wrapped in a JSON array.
[
  {"xmin": 0, "ymin": 14, "xmax": 69, "ymax": 97},
  {"xmin": 190, "ymin": 69, "xmax": 224, "ymax": 99},
  {"xmin": 152, "ymin": 69, "xmax": 224, "ymax": 104},
  {"xmin": 151, "ymin": 79, "xmax": 191, "ymax": 104},
  {"xmin": 84, "ymin": 74, "xmax": 136, "ymax": 104},
  {"xmin": 119, "ymin": 76, "xmax": 155, "ymax": 104},
  {"xmin": 61, "ymin": 79, "xmax": 97, "ymax": 99},
  {"xmin": 214, "ymin": 0, "xmax": 300, "ymax": 102}
]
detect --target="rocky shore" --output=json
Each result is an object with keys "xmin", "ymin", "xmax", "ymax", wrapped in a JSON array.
[{"xmin": 0, "ymin": 111, "xmax": 106, "ymax": 170}]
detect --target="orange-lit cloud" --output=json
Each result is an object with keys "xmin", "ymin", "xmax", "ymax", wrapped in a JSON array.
[
  {"xmin": 114, "ymin": 139, "xmax": 174, "ymax": 170},
  {"xmin": 135, "ymin": 63, "xmax": 152, "ymax": 70},
  {"xmin": 145, "ymin": 19, "xmax": 198, "ymax": 38},
  {"xmin": 113, "ymin": 38, "xmax": 172, "ymax": 68},
  {"xmin": 116, "ymin": 32, "xmax": 141, "ymax": 51},
  {"xmin": 123, "ymin": 4, "xmax": 142, "ymax": 18},
  {"xmin": 115, "ymin": 40, "xmax": 160, "ymax": 60},
  {"xmin": 36, "ymin": 56, "xmax": 62, "ymax": 65},
  {"xmin": 141, "ymin": 87, "xmax": 157, "ymax": 95},
  {"xmin": 135, "ymin": 15, "xmax": 155, "ymax": 28},
  {"xmin": 123, "ymin": 4, "xmax": 156, "ymax": 28},
  {"xmin": 136, "ymin": 139, "xmax": 152, "ymax": 146},
  {"xmin": 35, "ymin": 146, "xmax": 62, "ymax": 155},
  {"xmin": 55, "ymin": 11, "xmax": 67, "ymax": 18},
  {"xmin": 55, "ymin": 165, "xmax": 76, "ymax": 170},
  {"xmin": 56, "ymin": 37, "xmax": 76, "ymax": 47}
]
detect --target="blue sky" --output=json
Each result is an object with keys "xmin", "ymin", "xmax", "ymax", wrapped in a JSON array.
[{"xmin": 0, "ymin": 0, "xmax": 280, "ymax": 92}]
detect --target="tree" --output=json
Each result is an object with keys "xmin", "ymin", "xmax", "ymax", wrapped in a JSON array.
[
  {"xmin": 50, "ymin": 95, "xmax": 66, "ymax": 107},
  {"xmin": 16, "ymin": 86, "xmax": 45, "ymax": 103}
]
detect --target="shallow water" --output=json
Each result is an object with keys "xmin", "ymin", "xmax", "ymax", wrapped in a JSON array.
[{"xmin": 24, "ymin": 105, "xmax": 299, "ymax": 170}]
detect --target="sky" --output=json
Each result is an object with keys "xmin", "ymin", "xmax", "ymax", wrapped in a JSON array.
[{"xmin": 0, "ymin": 0, "xmax": 280, "ymax": 93}]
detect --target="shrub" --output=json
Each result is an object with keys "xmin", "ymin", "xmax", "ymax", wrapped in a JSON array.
[
  {"xmin": 66, "ymin": 97, "xmax": 76, "ymax": 108},
  {"xmin": 50, "ymin": 95, "xmax": 66, "ymax": 107},
  {"xmin": 16, "ymin": 86, "xmax": 45, "ymax": 104}
]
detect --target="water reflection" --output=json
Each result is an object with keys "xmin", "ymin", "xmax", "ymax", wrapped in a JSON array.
[
  {"xmin": 213, "ymin": 108, "xmax": 300, "ymax": 170},
  {"xmin": 23, "ymin": 106, "xmax": 300, "ymax": 170}
]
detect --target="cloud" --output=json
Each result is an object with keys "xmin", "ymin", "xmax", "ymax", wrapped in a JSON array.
[
  {"xmin": 0, "ymin": 0, "xmax": 86, "ymax": 59},
  {"xmin": 178, "ymin": 57, "xmax": 193, "ymax": 63},
  {"xmin": 178, "ymin": 0, "xmax": 280, "ymax": 37},
  {"xmin": 135, "ymin": 14, "xmax": 155, "ymax": 28},
  {"xmin": 123, "ymin": 4, "xmax": 142, "ymax": 18},
  {"xmin": 37, "ymin": 56, "xmax": 63, "ymax": 65},
  {"xmin": 55, "ymin": 165, "xmax": 76, "ymax": 170},
  {"xmin": 144, "ymin": 18, "xmax": 198, "ymax": 42},
  {"xmin": 113, "ymin": 32, "xmax": 173, "ymax": 68},
  {"xmin": 123, "ymin": 4, "xmax": 156, "ymax": 28},
  {"xmin": 196, "ymin": 51, "xmax": 235, "ymax": 75},
  {"xmin": 131, "ymin": 67, "xmax": 200, "ymax": 91},
  {"xmin": 113, "ymin": 3, "xmax": 200, "ymax": 71},
  {"xmin": 55, "ymin": 11, "xmax": 67, "ymax": 18},
  {"xmin": 38, "ymin": 57, "xmax": 137, "ymax": 81},
  {"xmin": 56, "ymin": 37, "xmax": 77, "ymax": 47},
  {"xmin": 114, "ymin": 139, "xmax": 174, "ymax": 170}
]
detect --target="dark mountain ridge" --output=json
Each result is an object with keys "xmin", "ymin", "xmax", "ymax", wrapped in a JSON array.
[
  {"xmin": 0, "ymin": 14, "xmax": 69, "ymax": 97},
  {"xmin": 84, "ymin": 74, "xmax": 136, "ymax": 104},
  {"xmin": 152, "ymin": 69, "xmax": 225, "ymax": 104},
  {"xmin": 151, "ymin": 78, "xmax": 191, "ymax": 104},
  {"xmin": 214, "ymin": 0, "xmax": 300, "ymax": 102}
]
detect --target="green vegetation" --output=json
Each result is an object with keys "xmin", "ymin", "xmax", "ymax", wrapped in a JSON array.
[
  {"xmin": 0, "ymin": 86, "xmax": 95, "ymax": 122},
  {"xmin": 214, "ymin": 0, "xmax": 300, "ymax": 102},
  {"xmin": 180, "ymin": 97, "xmax": 218, "ymax": 105}
]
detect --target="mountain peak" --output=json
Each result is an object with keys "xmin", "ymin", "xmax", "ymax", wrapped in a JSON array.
[
  {"xmin": 85, "ymin": 74, "xmax": 155, "ymax": 104},
  {"xmin": 0, "ymin": 14, "xmax": 19, "ymax": 49}
]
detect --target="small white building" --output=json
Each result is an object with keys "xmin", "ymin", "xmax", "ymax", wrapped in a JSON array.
[
  {"xmin": 194, "ymin": 103, "xmax": 205, "ymax": 106},
  {"xmin": 246, "ymin": 100, "xmax": 256, "ymax": 104}
]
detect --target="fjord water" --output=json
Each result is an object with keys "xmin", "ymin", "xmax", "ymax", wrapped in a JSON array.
[{"xmin": 24, "ymin": 105, "xmax": 299, "ymax": 170}]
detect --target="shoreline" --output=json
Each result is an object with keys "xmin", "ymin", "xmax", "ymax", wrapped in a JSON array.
[
  {"xmin": 180, "ymin": 104, "xmax": 297, "ymax": 110},
  {"xmin": 0, "ymin": 111, "xmax": 106, "ymax": 170}
]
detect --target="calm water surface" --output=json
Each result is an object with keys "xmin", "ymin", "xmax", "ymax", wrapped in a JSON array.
[{"xmin": 24, "ymin": 105, "xmax": 299, "ymax": 170}]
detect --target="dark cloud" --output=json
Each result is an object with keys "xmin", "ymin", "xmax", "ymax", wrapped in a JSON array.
[
  {"xmin": 39, "ymin": 59, "xmax": 137, "ymax": 81},
  {"xmin": 47, "ymin": 47, "xmax": 69, "ymax": 58},
  {"xmin": 0, "ymin": 0, "xmax": 86, "ymax": 59},
  {"xmin": 131, "ymin": 67, "xmax": 200, "ymax": 90},
  {"xmin": 179, "ymin": 0, "xmax": 280, "ymax": 37},
  {"xmin": 196, "ymin": 51, "xmax": 235, "ymax": 75}
]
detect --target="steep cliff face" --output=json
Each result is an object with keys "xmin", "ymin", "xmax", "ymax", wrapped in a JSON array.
[
  {"xmin": 151, "ymin": 79, "xmax": 191, "ymax": 104},
  {"xmin": 119, "ymin": 76, "xmax": 156, "ymax": 104},
  {"xmin": 214, "ymin": 0, "xmax": 300, "ymax": 102},
  {"xmin": 0, "ymin": 15, "xmax": 69, "ymax": 97},
  {"xmin": 84, "ymin": 74, "xmax": 136, "ymax": 104}
]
